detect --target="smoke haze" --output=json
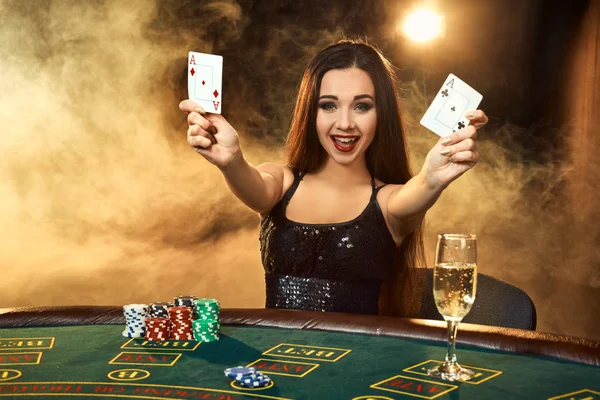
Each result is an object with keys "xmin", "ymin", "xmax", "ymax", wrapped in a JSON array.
[{"xmin": 0, "ymin": 0, "xmax": 598, "ymax": 341}]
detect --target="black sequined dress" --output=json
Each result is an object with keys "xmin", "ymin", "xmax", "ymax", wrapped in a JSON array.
[{"xmin": 259, "ymin": 169, "xmax": 397, "ymax": 315}]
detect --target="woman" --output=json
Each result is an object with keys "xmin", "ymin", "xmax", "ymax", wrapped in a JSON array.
[{"xmin": 179, "ymin": 40, "xmax": 488, "ymax": 317}]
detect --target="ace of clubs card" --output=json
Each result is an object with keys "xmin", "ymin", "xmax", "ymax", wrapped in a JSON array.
[
  {"xmin": 420, "ymin": 73, "xmax": 482, "ymax": 137},
  {"xmin": 188, "ymin": 51, "xmax": 223, "ymax": 114}
]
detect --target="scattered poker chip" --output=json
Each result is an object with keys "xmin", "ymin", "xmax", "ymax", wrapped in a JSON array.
[
  {"xmin": 224, "ymin": 367, "xmax": 273, "ymax": 388},
  {"xmin": 239, "ymin": 375, "xmax": 272, "ymax": 388},
  {"xmin": 224, "ymin": 366, "xmax": 257, "ymax": 380}
]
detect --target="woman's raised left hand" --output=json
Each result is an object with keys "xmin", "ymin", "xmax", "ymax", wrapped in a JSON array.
[{"xmin": 421, "ymin": 109, "xmax": 488, "ymax": 189}]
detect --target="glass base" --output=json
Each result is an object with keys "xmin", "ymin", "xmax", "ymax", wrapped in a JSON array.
[{"xmin": 427, "ymin": 362, "xmax": 475, "ymax": 382}]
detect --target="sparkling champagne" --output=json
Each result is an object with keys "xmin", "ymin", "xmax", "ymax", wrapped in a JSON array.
[{"xmin": 433, "ymin": 262, "xmax": 477, "ymax": 321}]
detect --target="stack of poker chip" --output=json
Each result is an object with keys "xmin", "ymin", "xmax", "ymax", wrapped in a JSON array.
[
  {"xmin": 174, "ymin": 295, "xmax": 198, "ymax": 318},
  {"xmin": 144, "ymin": 317, "xmax": 171, "ymax": 341},
  {"xmin": 168, "ymin": 306, "xmax": 194, "ymax": 340},
  {"xmin": 192, "ymin": 298, "xmax": 220, "ymax": 342},
  {"xmin": 224, "ymin": 366, "xmax": 272, "ymax": 388},
  {"xmin": 149, "ymin": 302, "xmax": 172, "ymax": 318},
  {"xmin": 122, "ymin": 304, "xmax": 149, "ymax": 338}
]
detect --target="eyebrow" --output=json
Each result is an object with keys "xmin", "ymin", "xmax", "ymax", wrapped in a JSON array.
[{"xmin": 318, "ymin": 94, "xmax": 374, "ymax": 101}]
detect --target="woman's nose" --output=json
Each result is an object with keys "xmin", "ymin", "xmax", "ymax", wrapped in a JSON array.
[{"xmin": 335, "ymin": 109, "xmax": 355, "ymax": 130}]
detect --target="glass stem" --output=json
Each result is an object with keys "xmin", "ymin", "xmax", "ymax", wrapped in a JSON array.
[{"xmin": 445, "ymin": 320, "xmax": 459, "ymax": 364}]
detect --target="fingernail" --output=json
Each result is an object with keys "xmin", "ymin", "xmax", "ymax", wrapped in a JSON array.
[
  {"xmin": 440, "ymin": 148, "xmax": 451, "ymax": 156},
  {"xmin": 466, "ymin": 111, "xmax": 475, "ymax": 119},
  {"xmin": 195, "ymin": 107, "xmax": 206, "ymax": 114},
  {"xmin": 440, "ymin": 137, "xmax": 452, "ymax": 145}
]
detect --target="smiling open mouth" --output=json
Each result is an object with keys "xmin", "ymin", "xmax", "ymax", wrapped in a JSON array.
[{"xmin": 331, "ymin": 136, "xmax": 359, "ymax": 152}]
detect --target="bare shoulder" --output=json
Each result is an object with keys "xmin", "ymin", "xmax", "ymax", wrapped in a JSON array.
[
  {"xmin": 256, "ymin": 162, "xmax": 295, "ymax": 191},
  {"xmin": 256, "ymin": 163, "xmax": 295, "ymax": 219},
  {"xmin": 374, "ymin": 180, "xmax": 406, "ymax": 210}
]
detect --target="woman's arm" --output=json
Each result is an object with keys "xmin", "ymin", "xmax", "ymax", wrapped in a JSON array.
[
  {"xmin": 221, "ymin": 157, "xmax": 287, "ymax": 214},
  {"xmin": 387, "ymin": 110, "xmax": 488, "ymax": 236},
  {"xmin": 180, "ymin": 100, "xmax": 286, "ymax": 214}
]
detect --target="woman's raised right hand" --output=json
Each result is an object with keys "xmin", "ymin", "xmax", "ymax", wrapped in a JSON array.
[{"xmin": 179, "ymin": 99, "xmax": 241, "ymax": 168}]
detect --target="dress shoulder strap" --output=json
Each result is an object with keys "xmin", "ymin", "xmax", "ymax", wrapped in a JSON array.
[
  {"xmin": 370, "ymin": 174, "xmax": 387, "ymax": 200},
  {"xmin": 282, "ymin": 169, "xmax": 304, "ymax": 206}
]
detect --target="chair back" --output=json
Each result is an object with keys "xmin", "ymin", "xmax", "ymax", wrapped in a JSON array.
[{"xmin": 421, "ymin": 269, "xmax": 537, "ymax": 330}]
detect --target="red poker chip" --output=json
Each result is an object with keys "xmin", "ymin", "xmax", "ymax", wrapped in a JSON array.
[{"xmin": 168, "ymin": 307, "xmax": 192, "ymax": 314}]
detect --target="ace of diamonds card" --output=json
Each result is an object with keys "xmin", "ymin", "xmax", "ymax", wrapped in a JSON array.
[{"xmin": 188, "ymin": 51, "xmax": 222, "ymax": 114}]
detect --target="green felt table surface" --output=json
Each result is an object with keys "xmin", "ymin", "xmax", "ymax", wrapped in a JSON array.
[{"xmin": 0, "ymin": 324, "xmax": 598, "ymax": 400}]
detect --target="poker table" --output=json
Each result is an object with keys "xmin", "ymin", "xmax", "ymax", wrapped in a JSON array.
[{"xmin": 0, "ymin": 307, "xmax": 598, "ymax": 400}]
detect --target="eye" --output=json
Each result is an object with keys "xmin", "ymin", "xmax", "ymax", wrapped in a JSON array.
[
  {"xmin": 354, "ymin": 103, "xmax": 373, "ymax": 112},
  {"xmin": 318, "ymin": 102, "xmax": 336, "ymax": 111}
]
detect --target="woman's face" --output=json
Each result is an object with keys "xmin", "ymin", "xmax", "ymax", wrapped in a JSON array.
[{"xmin": 316, "ymin": 68, "xmax": 377, "ymax": 166}]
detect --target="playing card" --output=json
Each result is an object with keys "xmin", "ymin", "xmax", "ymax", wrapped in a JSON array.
[
  {"xmin": 188, "ymin": 51, "xmax": 223, "ymax": 114},
  {"xmin": 420, "ymin": 73, "xmax": 482, "ymax": 137}
]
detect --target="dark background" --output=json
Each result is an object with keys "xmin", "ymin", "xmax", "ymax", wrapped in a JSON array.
[{"xmin": 0, "ymin": 0, "xmax": 598, "ymax": 340}]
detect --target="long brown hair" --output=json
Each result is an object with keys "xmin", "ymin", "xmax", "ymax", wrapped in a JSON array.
[{"xmin": 285, "ymin": 39, "xmax": 426, "ymax": 317}]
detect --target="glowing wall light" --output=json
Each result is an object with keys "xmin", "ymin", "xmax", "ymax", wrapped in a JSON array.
[{"xmin": 402, "ymin": 9, "xmax": 445, "ymax": 42}]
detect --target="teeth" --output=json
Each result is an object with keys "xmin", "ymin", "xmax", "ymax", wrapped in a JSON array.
[{"xmin": 333, "ymin": 137, "xmax": 357, "ymax": 144}]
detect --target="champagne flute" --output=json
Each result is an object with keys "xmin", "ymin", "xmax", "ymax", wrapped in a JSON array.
[{"xmin": 427, "ymin": 234, "xmax": 478, "ymax": 382}]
